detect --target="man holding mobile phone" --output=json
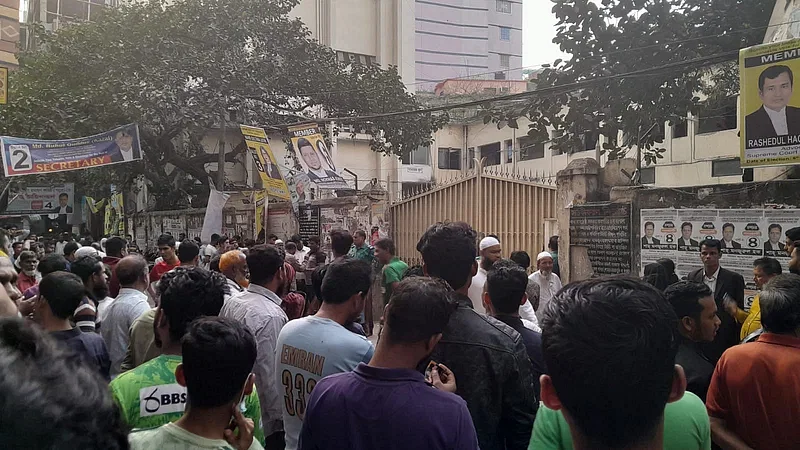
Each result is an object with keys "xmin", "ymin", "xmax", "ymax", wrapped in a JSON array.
[{"xmin": 129, "ymin": 317, "xmax": 263, "ymax": 450}]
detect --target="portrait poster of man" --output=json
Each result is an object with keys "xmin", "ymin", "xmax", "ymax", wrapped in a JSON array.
[
  {"xmin": 239, "ymin": 125, "xmax": 291, "ymax": 200},
  {"xmin": 108, "ymin": 126, "xmax": 142, "ymax": 163},
  {"xmin": 740, "ymin": 38, "xmax": 800, "ymax": 167},
  {"xmin": 288, "ymin": 124, "xmax": 348, "ymax": 189}
]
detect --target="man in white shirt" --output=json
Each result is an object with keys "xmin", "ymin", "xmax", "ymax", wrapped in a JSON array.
[
  {"xmin": 101, "ymin": 255, "xmax": 151, "ymax": 378},
  {"xmin": 290, "ymin": 235, "xmax": 308, "ymax": 291},
  {"xmin": 220, "ymin": 245, "xmax": 288, "ymax": 449},
  {"xmin": 530, "ymin": 252, "xmax": 563, "ymax": 321},
  {"xmin": 201, "ymin": 234, "xmax": 221, "ymax": 270},
  {"xmin": 468, "ymin": 237, "xmax": 502, "ymax": 315},
  {"xmin": 745, "ymin": 65, "xmax": 800, "ymax": 140}
]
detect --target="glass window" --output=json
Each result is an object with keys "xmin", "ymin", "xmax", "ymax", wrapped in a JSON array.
[
  {"xmin": 673, "ymin": 118, "xmax": 688, "ymax": 138},
  {"xmin": 518, "ymin": 136, "xmax": 545, "ymax": 160},
  {"xmin": 639, "ymin": 167, "xmax": 656, "ymax": 184},
  {"xmin": 500, "ymin": 27, "xmax": 511, "ymax": 41},
  {"xmin": 496, "ymin": 0, "xmax": 512, "ymax": 14},
  {"xmin": 402, "ymin": 145, "xmax": 430, "ymax": 165},
  {"xmin": 467, "ymin": 147, "xmax": 475, "ymax": 169},
  {"xmin": 698, "ymin": 98, "xmax": 737, "ymax": 134},
  {"xmin": 499, "ymin": 54, "xmax": 510, "ymax": 68},
  {"xmin": 505, "ymin": 139, "xmax": 513, "ymax": 163},
  {"xmin": 711, "ymin": 158, "xmax": 742, "ymax": 177},
  {"xmin": 480, "ymin": 142, "xmax": 502, "ymax": 166},
  {"xmin": 437, "ymin": 148, "xmax": 462, "ymax": 170},
  {"xmin": 583, "ymin": 132, "xmax": 598, "ymax": 151}
]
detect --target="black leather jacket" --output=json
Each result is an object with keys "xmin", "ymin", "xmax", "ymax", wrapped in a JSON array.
[{"xmin": 424, "ymin": 294, "xmax": 538, "ymax": 450}]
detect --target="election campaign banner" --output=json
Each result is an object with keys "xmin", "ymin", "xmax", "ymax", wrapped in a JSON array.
[
  {"xmin": 0, "ymin": 67, "xmax": 7, "ymax": 105},
  {"xmin": 6, "ymin": 184, "xmax": 75, "ymax": 215},
  {"xmin": 287, "ymin": 124, "xmax": 348, "ymax": 189},
  {"xmin": 0, "ymin": 124, "xmax": 142, "ymax": 177},
  {"xmin": 740, "ymin": 39, "xmax": 800, "ymax": 167},
  {"xmin": 640, "ymin": 208, "xmax": 800, "ymax": 310},
  {"xmin": 254, "ymin": 190, "xmax": 267, "ymax": 241},
  {"xmin": 240, "ymin": 125, "xmax": 291, "ymax": 200}
]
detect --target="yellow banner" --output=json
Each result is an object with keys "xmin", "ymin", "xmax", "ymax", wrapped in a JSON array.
[
  {"xmin": 85, "ymin": 196, "xmax": 106, "ymax": 214},
  {"xmin": 287, "ymin": 124, "xmax": 348, "ymax": 189},
  {"xmin": 0, "ymin": 68, "xmax": 6, "ymax": 105},
  {"xmin": 240, "ymin": 125, "xmax": 291, "ymax": 200},
  {"xmin": 254, "ymin": 190, "xmax": 266, "ymax": 239},
  {"xmin": 740, "ymin": 38, "xmax": 800, "ymax": 167},
  {"xmin": 104, "ymin": 193, "xmax": 124, "ymax": 235}
]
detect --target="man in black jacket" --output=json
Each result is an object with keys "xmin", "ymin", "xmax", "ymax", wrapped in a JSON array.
[
  {"xmin": 687, "ymin": 239, "xmax": 745, "ymax": 363},
  {"xmin": 417, "ymin": 222, "xmax": 537, "ymax": 450}
]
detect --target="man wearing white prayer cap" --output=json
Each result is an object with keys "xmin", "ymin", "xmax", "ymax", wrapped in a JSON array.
[
  {"xmin": 467, "ymin": 236, "xmax": 502, "ymax": 314},
  {"xmin": 529, "ymin": 251, "xmax": 563, "ymax": 321}
]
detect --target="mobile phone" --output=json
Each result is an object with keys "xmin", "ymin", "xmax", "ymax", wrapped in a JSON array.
[
  {"xmin": 424, "ymin": 360, "xmax": 439, "ymax": 384},
  {"xmin": 227, "ymin": 376, "xmax": 250, "ymax": 430}
]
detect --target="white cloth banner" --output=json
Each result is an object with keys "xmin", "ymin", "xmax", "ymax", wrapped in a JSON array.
[{"xmin": 201, "ymin": 188, "xmax": 230, "ymax": 243}]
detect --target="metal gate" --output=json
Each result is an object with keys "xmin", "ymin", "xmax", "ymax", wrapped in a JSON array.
[{"xmin": 390, "ymin": 167, "xmax": 557, "ymax": 266}]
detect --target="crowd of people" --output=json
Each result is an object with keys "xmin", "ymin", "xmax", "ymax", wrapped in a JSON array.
[{"xmin": 0, "ymin": 222, "xmax": 797, "ymax": 450}]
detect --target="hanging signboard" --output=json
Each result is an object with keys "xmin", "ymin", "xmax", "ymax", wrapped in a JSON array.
[
  {"xmin": 240, "ymin": 125, "xmax": 291, "ymax": 200},
  {"xmin": 287, "ymin": 124, "xmax": 348, "ymax": 189}
]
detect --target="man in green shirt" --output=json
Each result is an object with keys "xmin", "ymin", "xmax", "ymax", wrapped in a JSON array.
[
  {"xmin": 374, "ymin": 238, "xmax": 407, "ymax": 307},
  {"xmin": 129, "ymin": 317, "xmax": 263, "ymax": 450},
  {"xmin": 535, "ymin": 277, "xmax": 699, "ymax": 450},
  {"xmin": 348, "ymin": 229, "xmax": 374, "ymax": 263},
  {"xmin": 110, "ymin": 267, "xmax": 265, "ymax": 445}
]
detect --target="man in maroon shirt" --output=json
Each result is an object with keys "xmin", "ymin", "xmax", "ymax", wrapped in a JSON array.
[
  {"xmin": 103, "ymin": 237, "xmax": 127, "ymax": 298},
  {"xmin": 706, "ymin": 273, "xmax": 800, "ymax": 449}
]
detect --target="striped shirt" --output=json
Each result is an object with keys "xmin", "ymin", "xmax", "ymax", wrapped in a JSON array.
[{"xmin": 74, "ymin": 296, "xmax": 97, "ymax": 332}]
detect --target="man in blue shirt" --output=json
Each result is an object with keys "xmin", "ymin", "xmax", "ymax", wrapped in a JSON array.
[
  {"xmin": 276, "ymin": 258, "xmax": 375, "ymax": 450},
  {"xmin": 299, "ymin": 277, "xmax": 479, "ymax": 450}
]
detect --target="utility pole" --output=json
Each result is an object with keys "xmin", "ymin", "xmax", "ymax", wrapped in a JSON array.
[{"xmin": 217, "ymin": 108, "xmax": 226, "ymax": 189}]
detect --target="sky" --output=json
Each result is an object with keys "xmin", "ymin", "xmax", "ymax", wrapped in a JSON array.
[{"xmin": 523, "ymin": 1, "xmax": 567, "ymax": 69}]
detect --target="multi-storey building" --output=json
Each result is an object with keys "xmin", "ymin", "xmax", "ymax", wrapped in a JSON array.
[{"xmin": 0, "ymin": 0, "xmax": 19, "ymax": 68}]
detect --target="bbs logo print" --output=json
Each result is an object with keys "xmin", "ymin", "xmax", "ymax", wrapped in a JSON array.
[{"xmin": 139, "ymin": 383, "xmax": 188, "ymax": 417}]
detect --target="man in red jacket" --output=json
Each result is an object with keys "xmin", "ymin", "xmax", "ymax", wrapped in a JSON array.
[{"xmin": 103, "ymin": 237, "xmax": 128, "ymax": 298}]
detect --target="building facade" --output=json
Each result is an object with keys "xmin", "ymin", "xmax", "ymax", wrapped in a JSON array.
[
  {"xmin": 0, "ymin": 0, "xmax": 18, "ymax": 68},
  {"xmin": 415, "ymin": 0, "xmax": 523, "ymax": 90}
]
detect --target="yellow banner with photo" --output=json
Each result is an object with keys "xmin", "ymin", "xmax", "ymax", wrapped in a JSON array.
[
  {"xmin": 240, "ymin": 125, "xmax": 291, "ymax": 200},
  {"xmin": 254, "ymin": 190, "xmax": 267, "ymax": 240},
  {"xmin": 287, "ymin": 124, "xmax": 348, "ymax": 189},
  {"xmin": 0, "ymin": 67, "xmax": 7, "ymax": 105},
  {"xmin": 740, "ymin": 38, "xmax": 800, "ymax": 167}
]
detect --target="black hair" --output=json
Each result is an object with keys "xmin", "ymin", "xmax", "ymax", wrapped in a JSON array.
[
  {"xmin": 105, "ymin": 237, "xmax": 127, "ymax": 258},
  {"xmin": 37, "ymin": 254, "xmax": 68, "ymax": 277},
  {"xmin": 758, "ymin": 65, "xmax": 793, "ymax": 91},
  {"xmin": 509, "ymin": 250, "xmax": 531, "ymax": 270},
  {"xmin": 210, "ymin": 233, "xmax": 221, "ymax": 245},
  {"xmin": 700, "ymin": 239, "xmax": 722, "ymax": 253},
  {"xmin": 320, "ymin": 259, "xmax": 372, "ymax": 305},
  {"xmin": 374, "ymin": 238, "xmax": 395, "ymax": 255},
  {"xmin": 416, "ymin": 222, "xmax": 477, "ymax": 291},
  {"xmin": 759, "ymin": 274, "xmax": 800, "ymax": 334},
  {"xmin": 643, "ymin": 263, "xmax": 670, "ymax": 291},
  {"xmin": 177, "ymin": 240, "xmax": 200, "ymax": 264},
  {"xmin": 681, "ymin": 222, "xmax": 692, "ymax": 230},
  {"xmin": 548, "ymin": 235, "xmax": 559, "ymax": 252},
  {"xmin": 116, "ymin": 255, "xmax": 148, "ymax": 286},
  {"xmin": 354, "ymin": 230, "xmax": 367, "ymax": 239},
  {"xmin": 644, "ymin": 221, "xmax": 655, "ymax": 229},
  {"xmin": 664, "ymin": 281, "xmax": 713, "ymax": 324},
  {"xmin": 70, "ymin": 256, "xmax": 103, "ymax": 284},
  {"xmin": 297, "ymin": 137, "xmax": 313, "ymax": 151},
  {"xmin": 541, "ymin": 276, "xmax": 679, "ymax": 448},
  {"xmin": 285, "ymin": 241, "xmax": 297, "ymax": 252},
  {"xmin": 268, "ymin": 234, "xmax": 279, "ymax": 241},
  {"xmin": 209, "ymin": 255, "xmax": 221, "ymax": 272},
  {"xmin": 768, "ymin": 223, "xmax": 782, "ymax": 233},
  {"xmin": 63, "ymin": 242, "xmax": 80, "ymax": 257},
  {"xmin": 290, "ymin": 234, "xmax": 302, "ymax": 244},
  {"xmin": 330, "ymin": 230, "xmax": 353, "ymax": 256},
  {"xmin": 402, "ymin": 265, "xmax": 425, "ymax": 279},
  {"xmin": 157, "ymin": 234, "xmax": 176, "ymax": 248},
  {"xmin": 722, "ymin": 223, "xmax": 735, "ymax": 232},
  {"xmin": 786, "ymin": 226, "xmax": 800, "ymax": 242},
  {"xmin": 311, "ymin": 265, "xmax": 327, "ymax": 302},
  {"xmin": 158, "ymin": 267, "xmax": 228, "ymax": 343},
  {"xmin": 753, "ymin": 257, "xmax": 782, "ymax": 276},
  {"xmin": 58, "ymin": 193, "xmax": 68, "ymax": 199},
  {"xmin": 39, "ymin": 272, "xmax": 86, "ymax": 319},
  {"xmin": 181, "ymin": 317, "xmax": 256, "ymax": 408},
  {"xmin": 12, "ymin": 242, "xmax": 23, "ymax": 249},
  {"xmin": 0, "ymin": 318, "xmax": 129, "ymax": 449},
  {"xmin": 246, "ymin": 245, "xmax": 284, "ymax": 285},
  {"xmin": 486, "ymin": 259, "xmax": 528, "ymax": 314},
  {"xmin": 656, "ymin": 258, "xmax": 676, "ymax": 275},
  {"xmin": 385, "ymin": 277, "xmax": 457, "ymax": 344}
]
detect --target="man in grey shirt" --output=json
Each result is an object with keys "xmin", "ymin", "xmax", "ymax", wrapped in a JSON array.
[
  {"xmin": 100, "ymin": 255, "xmax": 151, "ymax": 378},
  {"xmin": 277, "ymin": 259, "xmax": 375, "ymax": 450}
]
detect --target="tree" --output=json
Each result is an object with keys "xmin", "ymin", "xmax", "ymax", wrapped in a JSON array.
[
  {"xmin": 0, "ymin": 0, "xmax": 446, "ymax": 208},
  {"xmin": 491, "ymin": 0, "xmax": 771, "ymax": 165}
]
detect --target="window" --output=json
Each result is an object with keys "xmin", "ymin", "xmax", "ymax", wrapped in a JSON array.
[
  {"xmin": 500, "ymin": 27, "xmax": 511, "ymax": 41},
  {"xmin": 583, "ymin": 132, "xmax": 598, "ymax": 151},
  {"xmin": 401, "ymin": 145, "xmax": 430, "ymax": 165},
  {"xmin": 605, "ymin": 130, "xmax": 619, "ymax": 148},
  {"xmin": 518, "ymin": 136, "xmax": 545, "ymax": 160},
  {"xmin": 467, "ymin": 147, "xmax": 476, "ymax": 169},
  {"xmin": 697, "ymin": 99, "xmax": 737, "ymax": 134},
  {"xmin": 494, "ymin": 71, "xmax": 506, "ymax": 80},
  {"xmin": 483, "ymin": 87, "xmax": 497, "ymax": 94},
  {"xmin": 505, "ymin": 139, "xmax": 513, "ymax": 163},
  {"xmin": 500, "ymin": 87, "xmax": 510, "ymax": 93},
  {"xmin": 496, "ymin": 0, "xmax": 512, "ymax": 14},
  {"xmin": 437, "ymin": 148, "xmax": 462, "ymax": 170},
  {"xmin": 639, "ymin": 167, "xmax": 656, "ymax": 184},
  {"xmin": 672, "ymin": 118, "xmax": 688, "ymax": 138},
  {"xmin": 499, "ymin": 54, "xmax": 511, "ymax": 68},
  {"xmin": 480, "ymin": 142, "xmax": 502, "ymax": 166},
  {"xmin": 712, "ymin": 158, "xmax": 743, "ymax": 177},
  {"xmin": 336, "ymin": 51, "xmax": 377, "ymax": 66},
  {"xmin": 551, "ymin": 129, "xmax": 565, "ymax": 155}
]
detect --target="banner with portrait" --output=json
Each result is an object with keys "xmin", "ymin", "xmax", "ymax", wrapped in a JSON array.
[
  {"xmin": 640, "ymin": 208, "xmax": 800, "ymax": 311},
  {"xmin": 0, "ymin": 124, "xmax": 142, "ymax": 177},
  {"xmin": 240, "ymin": 125, "xmax": 291, "ymax": 200},
  {"xmin": 740, "ymin": 39, "xmax": 800, "ymax": 167},
  {"xmin": 254, "ymin": 190, "xmax": 267, "ymax": 241},
  {"xmin": 287, "ymin": 124, "xmax": 348, "ymax": 189},
  {"xmin": 104, "ymin": 192, "xmax": 124, "ymax": 236}
]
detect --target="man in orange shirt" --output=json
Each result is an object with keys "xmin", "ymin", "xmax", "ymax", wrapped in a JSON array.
[{"xmin": 706, "ymin": 274, "xmax": 800, "ymax": 449}]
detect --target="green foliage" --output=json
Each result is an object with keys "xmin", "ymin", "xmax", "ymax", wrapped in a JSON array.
[
  {"xmin": 0, "ymin": 0, "xmax": 443, "ymax": 208},
  {"xmin": 492, "ymin": 0, "xmax": 771, "ymax": 163}
]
